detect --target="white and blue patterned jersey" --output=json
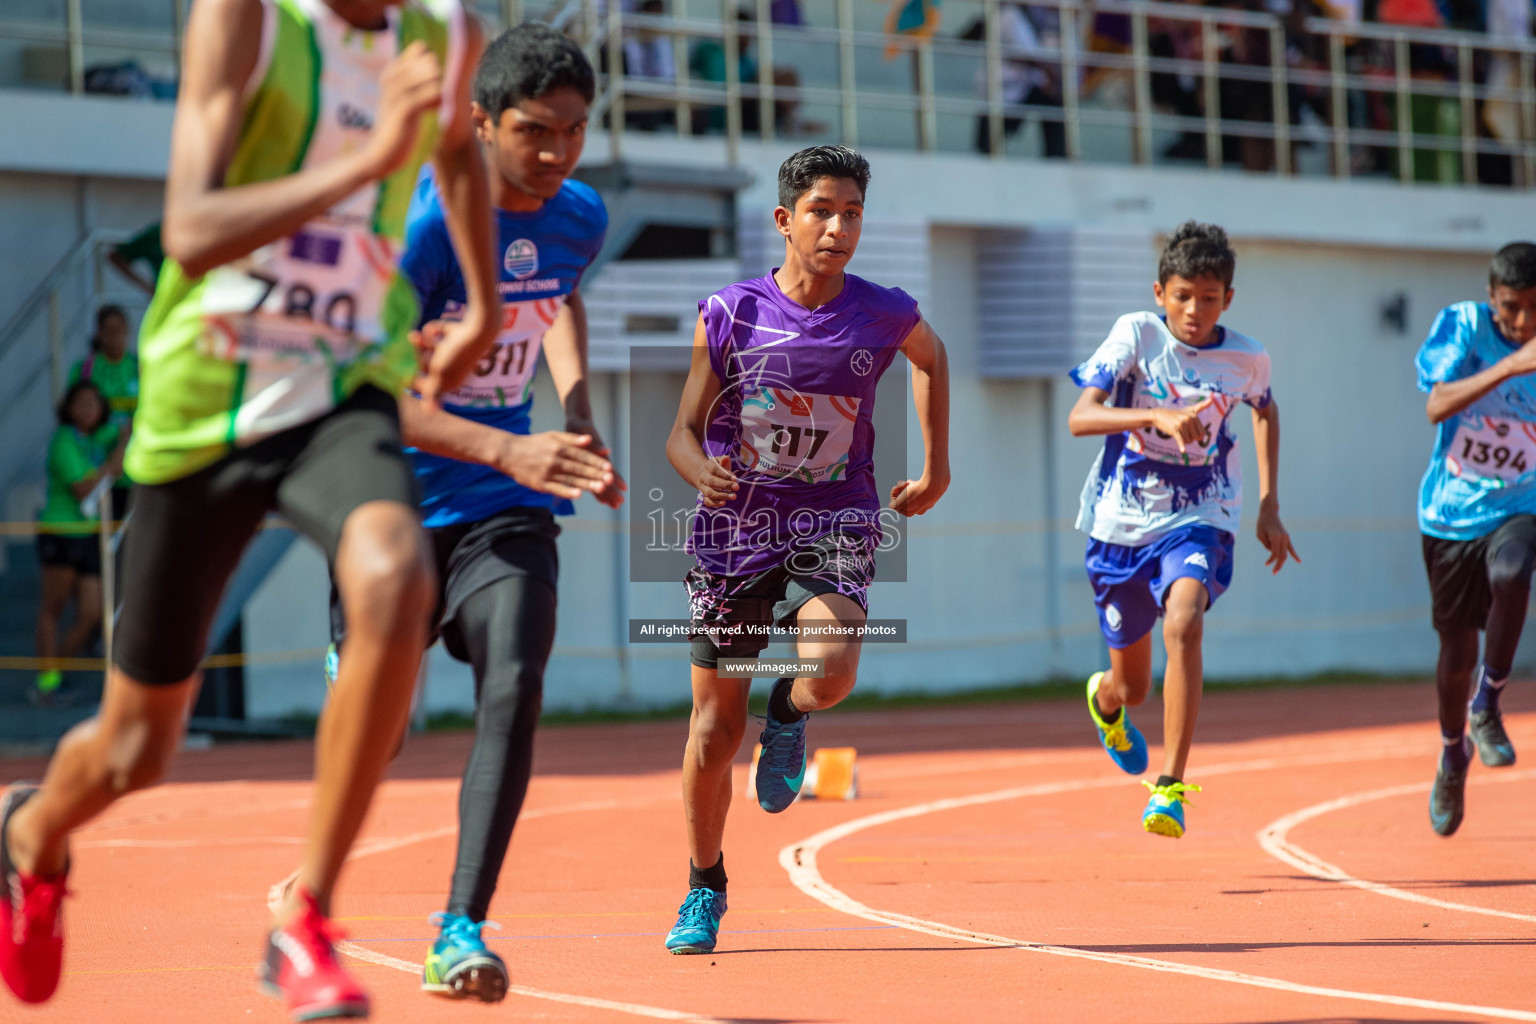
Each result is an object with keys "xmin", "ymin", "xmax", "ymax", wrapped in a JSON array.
[
  {"xmin": 399, "ymin": 169, "xmax": 607, "ymax": 528},
  {"xmin": 1070, "ymin": 311, "xmax": 1273, "ymax": 547},
  {"xmin": 1417, "ymin": 301, "xmax": 1536, "ymax": 541}
]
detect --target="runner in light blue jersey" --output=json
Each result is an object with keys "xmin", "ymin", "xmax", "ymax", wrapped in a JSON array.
[
  {"xmin": 326, "ymin": 24, "xmax": 624, "ymax": 1003},
  {"xmin": 1416, "ymin": 242, "xmax": 1536, "ymax": 837}
]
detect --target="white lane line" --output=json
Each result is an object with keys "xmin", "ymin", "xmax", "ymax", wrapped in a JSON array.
[
  {"xmin": 779, "ymin": 752, "xmax": 1536, "ymax": 1023},
  {"xmin": 264, "ymin": 795, "xmax": 722, "ymax": 1023},
  {"xmin": 1258, "ymin": 768, "xmax": 1536, "ymax": 924}
]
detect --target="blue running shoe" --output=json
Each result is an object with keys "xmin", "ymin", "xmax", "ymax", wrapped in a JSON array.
[
  {"xmin": 665, "ymin": 888, "xmax": 727, "ymax": 954},
  {"xmin": 422, "ymin": 913, "xmax": 508, "ymax": 1003},
  {"xmin": 1086, "ymin": 672, "xmax": 1148, "ymax": 775},
  {"xmin": 1142, "ymin": 779, "xmax": 1200, "ymax": 838},
  {"xmin": 754, "ymin": 712, "xmax": 808, "ymax": 813}
]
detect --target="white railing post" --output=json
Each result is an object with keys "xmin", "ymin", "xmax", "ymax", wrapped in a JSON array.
[
  {"xmin": 1523, "ymin": 50, "xmax": 1536, "ymax": 188},
  {"xmin": 984, "ymin": 0, "xmax": 1004, "ymax": 158},
  {"xmin": 65, "ymin": 0, "xmax": 85, "ymax": 94},
  {"xmin": 1131, "ymin": 8, "xmax": 1153, "ymax": 165},
  {"xmin": 1202, "ymin": 15, "xmax": 1221, "ymax": 169},
  {"xmin": 1394, "ymin": 35, "xmax": 1413, "ymax": 182},
  {"xmin": 838, "ymin": 0, "xmax": 857, "ymax": 147},
  {"xmin": 755, "ymin": 0, "xmax": 776, "ymax": 142},
  {"xmin": 92, "ymin": 478, "xmax": 115, "ymax": 672},
  {"xmin": 1457, "ymin": 43, "xmax": 1475, "ymax": 185},
  {"xmin": 607, "ymin": 0, "xmax": 625, "ymax": 160},
  {"xmin": 47, "ymin": 292, "xmax": 63, "ymax": 400},
  {"xmin": 724, "ymin": 2, "xmax": 742, "ymax": 164},
  {"xmin": 1328, "ymin": 30, "xmax": 1349, "ymax": 178},
  {"xmin": 674, "ymin": 0, "xmax": 692, "ymax": 135},
  {"xmin": 500, "ymin": 0, "xmax": 522, "ymax": 29},
  {"xmin": 1061, "ymin": 1, "xmax": 1081, "ymax": 160},
  {"xmin": 1270, "ymin": 22, "xmax": 1290, "ymax": 175},
  {"xmin": 918, "ymin": 41, "xmax": 938, "ymax": 152}
]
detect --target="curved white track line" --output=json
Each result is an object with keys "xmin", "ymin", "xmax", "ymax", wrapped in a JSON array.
[
  {"xmin": 779, "ymin": 754, "xmax": 1536, "ymax": 1022},
  {"xmin": 1258, "ymin": 767, "xmax": 1536, "ymax": 924},
  {"xmin": 263, "ymin": 796, "xmax": 721, "ymax": 1023}
]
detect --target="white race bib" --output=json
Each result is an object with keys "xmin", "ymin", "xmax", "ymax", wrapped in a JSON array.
[
  {"xmin": 737, "ymin": 386, "xmax": 859, "ymax": 484},
  {"xmin": 441, "ymin": 296, "xmax": 563, "ymax": 407},
  {"xmin": 201, "ymin": 220, "xmax": 394, "ymax": 366},
  {"xmin": 1125, "ymin": 392, "xmax": 1237, "ymax": 467},
  {"xmin": 1447, "ymin": 415, "xmax": 1536, "ymax": 482}
]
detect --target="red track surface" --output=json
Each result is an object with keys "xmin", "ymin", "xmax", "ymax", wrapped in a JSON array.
[{"xmin": 2, "ymin": 680, "xmax": 1534, "ymax": 1024}]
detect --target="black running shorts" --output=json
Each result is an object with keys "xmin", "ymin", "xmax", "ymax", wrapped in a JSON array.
[
  {"xmin": 330, "ymin": 506, "xmax": 560, "ymax": 664},
  {"xmin": 114, "ymin": 386, "xmax": 419, "ymax": 684},
  {"xmin": 1422, "ymin": 513, "xmax": 1536, "ymax": 632},
  {"xmin": 36, "ymin": 533, "xmax": 101, "ymax": 577}
]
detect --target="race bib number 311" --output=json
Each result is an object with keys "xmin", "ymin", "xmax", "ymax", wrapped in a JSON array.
[{"xmin": 1448, "ymin": 415, "xmax": 1536, "ymax": 483}]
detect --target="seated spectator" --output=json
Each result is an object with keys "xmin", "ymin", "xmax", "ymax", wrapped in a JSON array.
[
  {"xmin": 69, "ymin": 305, "xmax": 139, "ymax": 521},
  {"xmin": 691, "ymin": 10, "xmax": 812, "ymax": 135},
  {"xmin": 34, "ymin": 381, "xmax": 124, "ymax": 703},
  {"xmin": 972, "ymin": 3, "xmax": 1066, "ymax": 157},
  {"xmin": 624, "ymin": 0, "xmax": 679, "ymax": 131}
]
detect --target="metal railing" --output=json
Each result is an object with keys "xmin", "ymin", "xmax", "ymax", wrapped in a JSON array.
[{"xmin": 573, "ymin": 0, "xmax": 1536, "ymax": 187}]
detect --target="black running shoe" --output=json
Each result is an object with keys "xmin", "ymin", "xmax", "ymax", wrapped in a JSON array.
[
  {"xmin": 1468, "ymin": 707, "xmax": 1516, "ymax": 767},
  {"xmin": 1429, "ymin": 740, "xmax": 1472, "ymax": 837}
]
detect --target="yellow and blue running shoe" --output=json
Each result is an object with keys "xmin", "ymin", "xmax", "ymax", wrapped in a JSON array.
[
  {"xmin": 1086, "ymin": 672, "xmax": 1147, "ymax": 775},
  {"xmin": 754, "ymin": 712, "xmax": 808, "ymax": 813},
  {"xmin": 422, "ymin": 912, "xmax": 508, "ymax": 1003},
  {"xmin": 665, "ymin": 887, "xmax": 727, "ymax": 954},
  {"xmin": 1142, "ymin": 779, "xmax": 1200, "ymax": 838}
]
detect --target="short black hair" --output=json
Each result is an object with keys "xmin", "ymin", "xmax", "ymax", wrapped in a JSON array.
[
  {"xmin": 1158, "ymin": 221, "xmax": 1236, "ymax": 288},
  {"xmin": 1490, "ymin": 242, "xmax": 1536, "ymax": 291},
  {"xmin": 474, "ymin": 23, "xmax": 595, "ymax": 122},
  {"xmin": 777, "ymin": 145, "xmax": 871, "ymax": 211},
  {"xmin": 57, "ymin": 379, "xmax": 108, "ymax": 431}
]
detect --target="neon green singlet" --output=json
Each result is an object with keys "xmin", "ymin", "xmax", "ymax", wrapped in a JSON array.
[{"xmin": 127, "ymin": 0, "xmax": 466, "ymax": 484}]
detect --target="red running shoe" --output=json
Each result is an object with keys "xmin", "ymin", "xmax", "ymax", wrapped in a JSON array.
[
  {"xmin": 0, "ymin": 785, "xmax": 68, "ymax": 1005},
  {"xmin": 259, "ymin": 887, "xmax": 370, "ymax": 1020}
]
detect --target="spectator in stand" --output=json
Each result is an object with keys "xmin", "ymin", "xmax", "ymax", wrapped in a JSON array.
[
  {"xmin": 624, "ymin": 0, "xmax": 678, "ymax": 131},
  {"xmin": 1149, "ymin": 16, "xmax": 1205, "ymax": 161},
  {"xmin": 68, "ymin": 306, "xmax": 138, "ymax": 521},
  {"xmin": 972, "ymin": 3, "xmax": 1066, "ymax": 157},
  {"xmin": 107, "ymin": 222, "xmax": 163, "ymax": 296},
  {"xmin": 34, "ymin": 381, "xmax": 124, "ymax": 703},
  {"xmin": 693, "ymin": 9, "xmax": 812, "ymax": 135}
]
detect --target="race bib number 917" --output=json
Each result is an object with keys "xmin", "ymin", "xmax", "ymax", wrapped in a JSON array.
[
  {"xmin": 1448, "ymin": 415, "xmax": 1536, "ymax": 483},
  {"xmin": 737, "ymin": 386, "xmax": 859, "ymax": 484}
]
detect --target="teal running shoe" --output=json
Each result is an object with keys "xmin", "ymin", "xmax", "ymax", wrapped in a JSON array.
[
  {"xmin": 1468, "ymin": 708, "xmax": 1515, "ymax": 768},
  {"xmin": 754, "ymin": 712, "xmax": 809, "ymax": 813},
  {"xmin": 1086, "ymin": 672, "xmax": 1148, "ymax": 775},
  {"xmin": 1142, "ymin": 779, "xmax": 1200, "ymax": 838},
  {"xmin": 323, "ymin": 644, "xmax": 339, "ymax": 690},
  {"xmin": 1430, "ymin": 737, "xmax": 1473, "ymax": 837},
  {"xmin": 422, "ymin": 913, "xmax": 507, "ymax": 1003},
  {"xmin": 665, "ymin": 888, "xmax": 727, "ymax": 954}
]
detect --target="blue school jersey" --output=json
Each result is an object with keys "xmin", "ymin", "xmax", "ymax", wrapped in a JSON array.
[
  {"xmin": 400, "ymin": 171, "xmax": 607, "ymax": 528},
  {"xmin": 1417, "ymin": 301, "xmax": 1536, "ymax": 541},
  {"xmin": 1070, "ymin": 311, "xmax": 1273, "ymax": 547}
]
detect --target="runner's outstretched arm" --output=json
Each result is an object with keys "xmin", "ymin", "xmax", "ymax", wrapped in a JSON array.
[
  {"xmin": 543, "ymin": 289, "xmax": 626, "ymax": 506},
  {"xmin": 890, "ymin": 318, "xmax": 950, "ymax": 517},
  {"xmin": 667, "ymin": 314, "xmax": 737, "ymax": 508},
  {"xmin": 398, "ymin": 392, "xmax": 614, "ymax": 500},
  {"xmin": 1425, "ymin": 340, "xmax": 1536, "ymax": 424},
  {"xmin": 421, "ymin": 16, "xmax": 500, "ymax": 405},
  {"xmin": 1250, "ymin": 398, "xmax": 1300, "ymax": 573},
  {"xmin": 163, "ymin": 0, "xmax": 452, "ymax": 278}
]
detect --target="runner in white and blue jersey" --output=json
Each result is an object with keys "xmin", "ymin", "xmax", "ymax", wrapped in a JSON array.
[
  {"xmin": 1068, "ymin": 222, "xmax": 1298, "ymax": 840},
  {"xmin": 326, "ymin": 24, "xmax": 625, "ymax": 1003},
  {"xmin": 1416, "ymin": 241, "xmax": 1536, "ymax": 837}
]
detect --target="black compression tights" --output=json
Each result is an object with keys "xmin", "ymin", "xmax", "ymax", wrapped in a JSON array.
[
  {"xmin": 446, "ymin": 575, "xmax": 557, "ymax": 923},
  {"xmin": 1436, "ymin": 538, "xmax": 1536, "ymax": 737}
]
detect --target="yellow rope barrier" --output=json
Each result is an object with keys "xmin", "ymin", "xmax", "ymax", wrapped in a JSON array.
[{"xmin": 0, "ymin": 647, "xmax": 327, "ymax": 673}]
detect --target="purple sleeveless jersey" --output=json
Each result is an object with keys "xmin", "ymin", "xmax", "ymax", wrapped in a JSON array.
[{"xmin": 688, "ymin": 272, "xmax": 921, "ymax": 577}]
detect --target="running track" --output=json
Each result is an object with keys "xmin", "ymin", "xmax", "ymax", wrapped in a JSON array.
[{"xmin": 2, "ymin": 680, "xmax": 1533, "ymax": 1023}]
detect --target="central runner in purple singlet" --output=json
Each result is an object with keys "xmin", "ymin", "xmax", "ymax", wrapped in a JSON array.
[{"xmin": 661, "ymin": 145, "xmax": 952, "ymax": 954}]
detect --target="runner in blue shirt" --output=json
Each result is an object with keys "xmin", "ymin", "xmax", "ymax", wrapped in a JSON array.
[
  {"xmin": 326, "ymin": 24, "xmax": 624, "ymax": 1002},
  {"xmin": 1417, "ymin": 241, "xmax": 1536, "ymax": 836}
]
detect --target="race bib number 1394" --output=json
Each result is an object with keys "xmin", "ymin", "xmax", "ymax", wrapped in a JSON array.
[{"xmin": 1448, "ymin": 415, "xmax": 1536, "ymax": 483}]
